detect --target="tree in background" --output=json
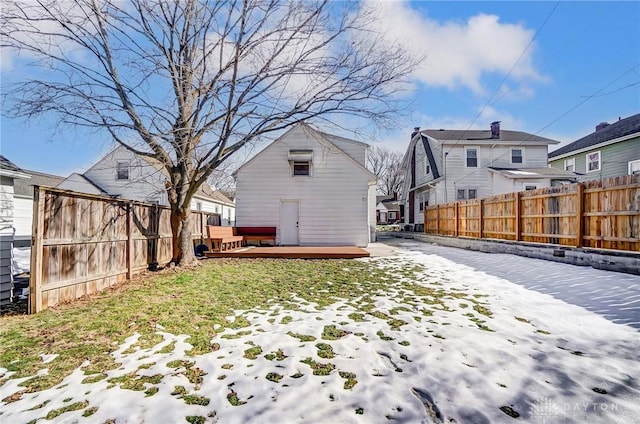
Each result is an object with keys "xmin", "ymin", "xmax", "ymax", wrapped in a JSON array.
[
  {"xmin": 367, "ymin": 146, "xmax": 404, "ymax": 197},
  {"xmin": 1, "ymin": 0, "xmax": 418, "ymax": 265}
]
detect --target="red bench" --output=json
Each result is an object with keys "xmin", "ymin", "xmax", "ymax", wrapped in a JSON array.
[
  {"xmin": 207, "ymin": 226, "xmax": 244, "ymax": 252},
  {"xmin": 234, "ymin": 226, "xmax": 277, "ymax": 246}
]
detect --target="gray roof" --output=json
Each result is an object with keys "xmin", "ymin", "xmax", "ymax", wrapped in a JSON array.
[
  {"xmin": 548, "ymin": 113, "xmax": 640, "ymax": 158},
  {"xmin": 422, "ymin": 129, "xmax": 559, "ymax": 144},
  {"xmin": 488, "ymin": 167, "xmax": 580, "ymax": 179},
  {"xmin": 14, "ymin": 169, "xmax": 65, "ymax": 197},
  {"xmin": 0, "ymin": 155, "xmax": 24, "ymax": 173}
]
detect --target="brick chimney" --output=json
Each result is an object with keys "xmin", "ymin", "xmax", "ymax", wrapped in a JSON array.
[
  {"xmin": 595, "ymin": 122, "xmax": 610, "ymax": 131},
  {"xmin": 411, "ymin": 127, "xmax": 420, "ymax": 140},
  {"xmin": 490, "ymin": 121, "xmax": 501, "ymax": 139}
]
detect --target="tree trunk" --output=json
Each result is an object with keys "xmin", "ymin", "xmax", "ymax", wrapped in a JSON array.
[{"xmin": 170, "ymin": 206, "xmax": 198, "ymax": 266}]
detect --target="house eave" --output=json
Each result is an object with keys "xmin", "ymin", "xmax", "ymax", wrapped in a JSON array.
[
  {"xmin": 0, "ymin": 170, "xmax": 30, "ymax": 180},
  {"xmin": 549, "ymin": 132, "xmax": 639, "ymax": 161}
]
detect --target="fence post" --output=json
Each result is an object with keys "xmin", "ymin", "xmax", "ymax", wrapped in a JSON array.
[
  {"xmin": 479, "ymin": 199, "xmax": 484, "ymax": 239},
  {"xmin": 29, "ymin": 186, "xmax": 45, "ymax": 314},
  {"xmin": 515, "ymin": 192, "xmax": 521, "ymax": 241},
  {"xmin": 575, "ymin": 183, "xmax": 584, "ymax": 248},
  {"xmin": 126, "ymin": 203, "xmax": 133, "ymax": 279},
  {"xmin": 436, "ymin": 204, "xmax": 440, "ymax": 235},
  {"xmin": 454, "ymin": 202, "xmax": 459, "ymax": 237}
]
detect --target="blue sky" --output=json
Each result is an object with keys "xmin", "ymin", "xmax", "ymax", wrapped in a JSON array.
[{"xmin": 1, "ymin": 1, "xmax": 639, "ymax": 176}]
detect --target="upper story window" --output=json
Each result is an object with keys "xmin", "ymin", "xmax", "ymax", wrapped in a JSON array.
[
  {"xmin": 292, "ymin": 161, "xmax": 311, "ymax": 176},
  {"xmin": 511, "ymin": 148, "xmax": 523, "ymax": 164},
  {"xmin": 116, "ymin": 161, "xmax": 129, "ymax": 180},
  {"xmin": 465, "ymin": 147, "xmax": 478, "ymax": 168},
  {"xmin": 586, "ymin": 151, "xmax": 601, "ymax": 172},
  {"xmin": 564, "ymin": 158, "xmax": 575, "ymax": 172},
  {"xmin": 629, "ymin": 160, "xmax": 640, "ymax": 175},
  {"xmin": 425, "ymin": 158, "xmax": 431, "ymax": 175}
]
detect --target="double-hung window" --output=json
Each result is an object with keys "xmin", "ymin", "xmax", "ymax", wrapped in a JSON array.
[
  {"xmin": 465, "ymin": 147, "xmax": 478, "ymax": 168},
  {"xmin": 586, "ymin": 151, "xmax": 601, "ymax": 172},
  {"xmin": 116, "ymin": 161, "xmax": 129, "ymax": 180},
  {"xmin": 511, "ymin": 148, "xmax": 523, "ymax": 164},
  {"xmin": 564, "ymin": 158, "xmax": 575, "ymax": 172}
]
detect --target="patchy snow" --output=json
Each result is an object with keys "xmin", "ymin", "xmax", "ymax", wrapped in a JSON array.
[
  {"xmin": 1, "ymin": 249, "xmax": 639, "ymax": 423},
  {"xmin": 39, "ymin": 354, "xmax": 59, "ymax": 364},
  {"xmin": 11, "ymin": 246, "xmax": 30, "ymax": 275}
]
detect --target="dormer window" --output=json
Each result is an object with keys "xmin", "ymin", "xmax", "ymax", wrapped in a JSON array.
[
  {"xmin": 288, "ymin": 149, "xmax": 313, "ymax": 177},
  {"xmin": 116, "ymin": 161, "xmax": 129, "ymax": 180}
]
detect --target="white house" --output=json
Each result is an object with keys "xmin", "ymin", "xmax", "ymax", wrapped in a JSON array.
[
  {"xmin": 13, "ymin": 170, "xmax": 65, "ymax": 248},
  {"xmin": 400, "ymin": 122, "xmax": 578, "ymax": 230},
  {"xmin": 57, "ymin": 145, "xmax": 235, "ymax": 225},
  {"xmin": 376, "ymin": 195, "xmax": 402, "ymax": 225},
  {"xmin": 0, "ymin": 156, "xmax": 30, "ymax": 304},
  {"xmin": 235, "ymin": 124, "xmax": 377, "ymax": 247}
]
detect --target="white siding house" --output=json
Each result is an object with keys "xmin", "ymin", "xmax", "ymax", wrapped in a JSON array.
[
  {"xmin": 235, "ymin": 124, "xmax": 377, "ymax": 247},
  {"xmin": 0, "ymin": 156, "xmax": 30, "ymax": 304},
  {"xmin": 400, "ymin": 123, "xmax": 578, "ymax": 230},
  {"xmin": 58, "ymin": 146, "xmax": 235, "ymax": 225}
]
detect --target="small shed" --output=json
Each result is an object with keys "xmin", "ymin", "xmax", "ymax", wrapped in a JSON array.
[
  {"xmin": 0, "ymin": 156, "xmax": 30, "ymax": 305},
  {"xmin": 235, "ymin": 124, "xmax": 377, "ymax": 247}
]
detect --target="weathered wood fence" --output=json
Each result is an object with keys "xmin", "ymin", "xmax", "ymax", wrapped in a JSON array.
[
  {"xmin": 425, "ymin": 175, "xmax": 640, "ymax": 252},
  {"xmin": 29, "ymin": 187, "xmax": 210, "ymax": 313}
]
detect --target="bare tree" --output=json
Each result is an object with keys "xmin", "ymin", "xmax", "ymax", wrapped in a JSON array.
[
  {"xmin": 1, "ymin": 0, "xmax": 419, "ymax": 265},
  {"xmin": 367, "ymin": 146, "xmax": 404, "ymax": 197}
]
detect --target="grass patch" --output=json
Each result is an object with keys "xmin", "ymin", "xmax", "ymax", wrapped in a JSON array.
[
  {"xmin": 108, "ymin": 372, "xmax": 162, "ymax": 391},
  {"xmin": 316, "ymin": 343, "xmax": 335, "ymax": 359},
  {"xmin": 280, "ymin": 316, "xmax": 293, "ymax": 324},
  {"xmin": 243, "ymin": 346, "xmax": 263, "ymax": 360},
  {"xmin": 186, "ymin": 416, "xmax": 205, "ymax": 424},
  {"xmin": 321, "ymin": 325, "xmax": 350, "ymax": 340},
  {"xmin": 376, "ymin": 330, "xmax": 394, "ymax": 341},
  {"xmin": 264, "ymin": 349, "xmax": 287, "ymax": 361},
  {"xmin": 266, "ymin": 372, "xmax": 284, "ymax": 383},
  {"xmin": 82, "ymin": 406, "xmax": 98, "ymax": 417},
  {"xmin": 181, "ymin": 394, "xmax": 210, "ymax": 406},
  {"xmin": 45, "ymin": 400, "xmax": 89, "ymax": 420},
  {"xmin": 301, "ymin": 357, "xmax": 335, "ymax": 376},
  {"xmin": 339, "ymin": 371, "xmax": 358, "ymax": 390},
  {"xmin": 515, "ymin": 316, "xmax": 530, "ymax": 323},
  {"xmin": 287, "ymin": 331, "xmax": 316, "ymax": 342},
  {"xmin": 347, "ymin": 312, "xmax": 367, "ymax": 322}
]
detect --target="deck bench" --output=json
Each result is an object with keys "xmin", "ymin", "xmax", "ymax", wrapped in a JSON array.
[
  {"xmin": 206, "ymin": 226, "xmax": 244, "ymax": 252},
  {"xmin": 234, "ymin": 226, "xmax": 277, "ymax": 246}
]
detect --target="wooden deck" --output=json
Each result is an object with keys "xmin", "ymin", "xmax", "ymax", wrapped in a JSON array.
[{"xmin": 204, "ymin": 246, "xmax": 370, "ymax": 259}]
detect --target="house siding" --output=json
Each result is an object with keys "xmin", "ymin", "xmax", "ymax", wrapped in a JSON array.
[
  {"xmin": 0, "ymin": 177, "xmax": 15, "ymax": 305},
  {"xmin": 549, "ymin": 137, "xmax": 640, "ymax": 181},
  {"xmin": 236, "ymin": 125, "xmax": 373, "ymax": 247}
]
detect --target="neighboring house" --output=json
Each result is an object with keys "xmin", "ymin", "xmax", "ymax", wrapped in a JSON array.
[
  {"xmin": 235, "ymin": 123, "xmax": 377, "ymax": 247},
  {"xmin": 548, "ymin": 113, "xmax": 640, "ymax": 180},
  {"xmin": 0, "ymin": 156, "xmax": 30, "ymax": 304},
  {"xmin": 57, "ymin": 145, "xmax": 235, "ymax": 225},
  {"xmin": 400, "ymin": 122, "xmax": 577, "ymax": 230},
  {"xmin": 376, "ymin": 195, "xmax": 402, "ymax": 225},
  {"xmin": 13, "ymin": 170, "xmax": 66, "ymax": 248}
]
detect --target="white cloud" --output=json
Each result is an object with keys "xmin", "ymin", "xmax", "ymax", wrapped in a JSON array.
[{"xmin": 361, "ymin": 1, "xmax": 542, "ymax": 95}]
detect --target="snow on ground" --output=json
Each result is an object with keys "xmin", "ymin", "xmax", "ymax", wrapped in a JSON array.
[{"xmin": 1, "ymin": 248, "xmax": 639, "ymax": 423}]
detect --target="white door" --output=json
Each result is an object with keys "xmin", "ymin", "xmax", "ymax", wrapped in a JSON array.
[{"xmin": 280, "ymin": 200, "xmax": 299, "ymax": 245}]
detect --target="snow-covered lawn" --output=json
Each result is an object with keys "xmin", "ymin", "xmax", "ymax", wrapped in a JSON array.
[{"xmin": 1, "ymin": 249, "xmax": 638, "ymax": 423}]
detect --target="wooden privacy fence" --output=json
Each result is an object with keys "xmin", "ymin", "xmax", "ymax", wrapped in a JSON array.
[
  {"xmin": 424, "ymin": 175, "xmax": 640, "ymax": 252},
  {"xmin": 29, "ymin": 187, "xmax": 210, "ymax": 313}
]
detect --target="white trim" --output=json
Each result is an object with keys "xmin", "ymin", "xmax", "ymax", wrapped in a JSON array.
[
  {"xmin": 564, "ymin": 157, "xmax": 575, "ymax": 172},
  {"xmin": 0, "ymin": 169, "xmax": 30, "ymax": 179},
  {"xmin": 510, "ymin": 147, "xmax": 525, "ymax": 165},
  {"xmin": 586, "ymin": 150, "xmax": 601, "ymax": 173},
  {"xmin": 464, "ymin": 146, "xmax": 479, "ymax": 168},
  {"xmin": 629, "ymin": 159, "xmax": 640, "ymax": 175},
  {"xmin": 549, "ymin": 132, "xmax": 639, "ymax": 160}
]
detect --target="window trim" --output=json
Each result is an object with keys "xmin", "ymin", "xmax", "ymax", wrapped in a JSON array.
[
  {"xmin": 564, "ymin": 157, "xmax": 575, "ymax": 172},
  {"xmin": 464, "ymin": 146, "xmax": 479, "ymax": 168},
  {"xmin": 510, "ymin": 147, "xmax": 524, "ymax": 164},
  {"xmin": 116, "ymin": 161, "xmax": 129, "ymax": 180},
  {"xmin": 291, "ymin": 161, "xmax": 312, "ymax": 177},
  {"xmin": 586, "ymin": 150, "xmax": 601, "ymax": 173},
  {"xmin": 629, "ymin": 159, "xmax": 640, "ymax": 175}
]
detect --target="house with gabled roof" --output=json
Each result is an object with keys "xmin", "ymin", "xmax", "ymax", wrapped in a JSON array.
[
  {"xmin": 548, "ymin": 113, "xmax": 640, "ymax": 180},
  {"xmin": 400, "ymin": 122, "xmax": 578, "ymax": 231},
  {"xmin": 235, "ymin": 123, "xmax": 377, "ymax": 247},
  {"xmin": 57, "ymin": 145, "xmax": 235, "ymax": 225}
]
